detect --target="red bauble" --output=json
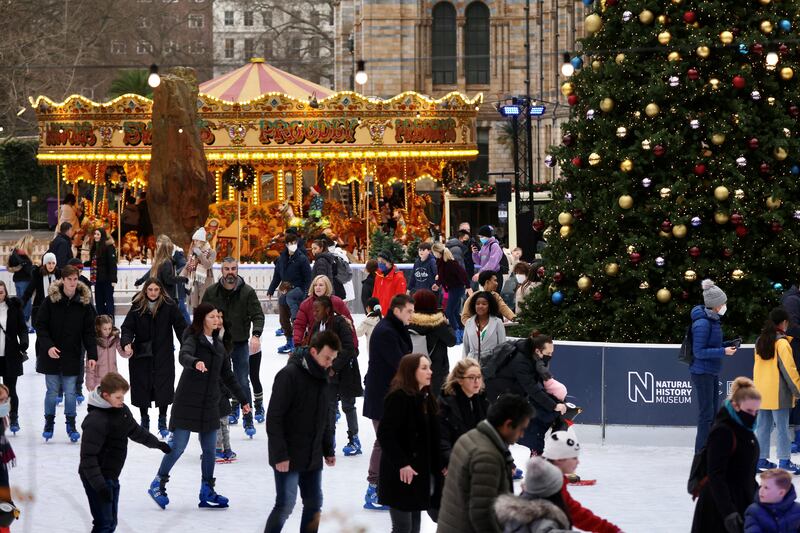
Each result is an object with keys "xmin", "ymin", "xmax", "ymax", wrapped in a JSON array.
[
  {"xmin": 660, "ymin": 220, "xmax": 672, "ymax": 232},
  {"xmin": 562, "ymin": 133, "xmax": 575, "ymax": 146},
  {"xmin": 536, "ymin": 266, "xmax": 545, "ymax": 278},
  {"xmin": 653, "ymin": 145, "xmax": 666, "ymax": 157},
  {"xmin": 532, "ymin": 219, "xmax": 545, "ymax": 231},
  {"xmin": 732, "ymin": 75, "xmax": 746, "ymax": 89},
  {"xmin": 629, "ymin": 252, "xmax": 641, "ymax": 264},
  {"xmin": 689, "ymin": 246, "xmax": 701, "ymax": 258},
  {"xmin": 780, "ymin": 44, "xmax": 789, "ymax": 55},
  {"xmin": 752, "ymin": 43, "xmax": 764, "ymax": 55},
  {"xmin": 694, "ymin": 163, "xmax": 707, "ymax": 175},
  {"xmin": 553, "ymin": 272, "xmax": 564, "ymax": 283},
  {"xmin": 760, "ymin": 162, "xmax": 771, "ymax": 176},
  {"xmin": 772, "ymin": 221, "xmax": 784, "ymax": 233},
  {"xmin": 735, "ymin": 225, "xmax": 748, "ymax": 237},
  {"xmin": 730, "ymin": 213, "xmax": 743, "ymax": 225},
  {"xmin": 571, "ymin": 156, "xmax": 582, "ymax": 167},
  {"xmin": 606, "ymin": 0, "xmax": 617, "ymax": 5},
  {"xmin": 682, "ymin": 291, "xmax": 690, "ymax": 300},
  {"xmin": 722, "ymin": 248, "xmax": 733, "ymax": 258},
  {"xmin": 790, "ymin": 105, "xmax": 800, "ymax": 118},
  {"xmin": 683, "ymin": 11, "xmax": 697, "ymax": 23},
  {"xmin": 572, "ymin": 209, "xmax": 584, "ymax": 219},
  {"xmin": 687, "ymin": 68, "xmax": 700, "ymax": 81},
  {"xmin": 567, "ymin": 94, "xmax": 579, "ymax": 106},
  {"xmin": 592, "ymin": 291, "xmax": 603, "ymax": 302},
  {"xmin": 748, "ymin": 137, "xmax": 759, "ymax": 150}
]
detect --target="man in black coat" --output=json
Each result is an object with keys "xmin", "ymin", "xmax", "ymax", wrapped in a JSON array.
[
  {"xmin": 267, "ymin": 233, "xmax": 312, "ymax": 350},
  {"xmin": 49, "ymin": 222, "xmax": 75, "ymax": 268},
  {"xmin": 79, "ymin": 372, "xmax": 170, "ymax": 531},
  {"xmin": 265, "ymin": 330, "xmax": 340, "ymax": 533},
  {"xmin": 35, "ymin": 265, "xmax": 98, "ymax": 441}
]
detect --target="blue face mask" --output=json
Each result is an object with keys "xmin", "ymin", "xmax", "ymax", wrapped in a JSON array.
[
  {"xmin": 479, "ymin": 237, "xmax": 489, "ymax": 245},
  {"xmin": 0, "ymin": 402, "xmax": 10, "ymax": 418},
  {"xmin": 378, "ymin": 263, "xmax": 391, "ymax": 274}
]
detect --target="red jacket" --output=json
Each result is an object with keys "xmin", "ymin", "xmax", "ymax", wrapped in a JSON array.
[
  {"xmin": 372, "ymin": 267, "xmax": 407, "ymax": 316},
  {"xmin": 293, "ymin": 294, "xmax": 357, "ymax": 346},
  {"xmin": 561, "ymin": 476, "xmax": 621, "ymax": 533}
]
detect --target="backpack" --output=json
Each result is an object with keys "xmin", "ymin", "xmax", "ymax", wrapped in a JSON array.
[
  {"xmin": 332, "ymin": 254, "xmax": 353, "ymax": 284},
  {"xmin": 678, "ymin": 316, "xmax": 710, "ymax": 366},
  {"xmin": 408, "ymin": 328, "xmax": 434, "ymax": 356},
  {"xmin": 491, "ymin": 241, "xmax": 509, "ymax": 275},
  {"xmin": 480, "ymin": 340, "xmax": 521, "ymax": 380},
  {"xmin": 688, "ymin": 431, "xmax": 736, "ymax": 499}
]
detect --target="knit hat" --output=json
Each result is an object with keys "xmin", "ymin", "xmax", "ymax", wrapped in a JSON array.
[
  {"xmin": 42, "ymin": 252, "xmax": 56, "ymax": 265},
  {"xmin": 542, "ymin": 427, "xmax": 581, "ymax": 460},
  {"xmin": 523, "ymin": 457, "xmax": 565, "ymax": 498},
  {"xmin": 702, "ymin": 279, "xmax": 727, "ymax": 308},
  {"xmin": 192, "ymin": 227, "xmax": 207, "ymax": 242},
  {"xmin": 377, "ymin": 250, "xmax": 394, "ymax": 263},
  {"xmin": 478, "ymin": 225, "xmax": 494, "ymax": 238}
]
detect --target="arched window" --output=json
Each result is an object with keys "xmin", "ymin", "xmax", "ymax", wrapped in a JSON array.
[
  {"xmin": 464, "ymin": 2, "xmax": 490, "ymax": 84},
  {"xmin": 431, "ymin": 2, "xmax": 456, "ymax": 85}
]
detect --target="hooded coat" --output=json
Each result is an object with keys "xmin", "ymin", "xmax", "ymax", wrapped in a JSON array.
[
  {"xmin": 690, "ymin": 305, "xmax": 725, "ymax": 376},
  {"xmin": 408, "ymin": 255, "xmax": 438, "ymax": 293},
  {"xmin": 363, "ymin": 311, "xmax": 413, "ymax": 420},
  {"xmin": 744, "ymin": 485, "xmax": 800, "ymax": 533},
  {"xmin": 85, "ymin": 327, "xmax": 125, "ymax": 391},
  {"xmin": 472, "ymin": 237, "xmax": 504, "ymax": 274},
  {"xmin": 753, "ymin": 334, "xmax": 800, "ymax": 410},
  {"xmin": 494, "ymin": 494, "xmax": 572, "ymax": 533},
  {"xmin": 35, "ymin": 280, "xmax": 97, "ymax": 376},
  {"xmin": 372, "ymin": 266, "xmax": 408, "ymax": 317},
  {"xmin": 408, "ymin": 311, "xmax": 456, "ymax": 396}
]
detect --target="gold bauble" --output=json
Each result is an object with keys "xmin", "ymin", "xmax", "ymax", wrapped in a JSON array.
[
  {"xmin": 639, "ymin": 9, "xmax": 654, "ymax": 24},
  {"xmin": 645, "ymin": 103, "xmax": 660, "ymax": 117},
  {"xmin": 558, "ymin": 212, "xmax": 575, "ymax": 226},
  {"xmin": 616, "ymin": 126, "xmax": 628, "ymax": 138},
  {"xmin": 732, "ymin": 269, "xmax": 745, "ymax": 281},
  {"xmin": 592, "ymin": 60, "xmax": 602, "ymax": 71},
  {"xmin": 641, "ymin": 139, "xmax": 651, "ymax": 150},
  {"xmin": 709, "ymin": 78, "xmax": 720, "ymax": 90},
  {"xmin": 600, "ymin": 98, "xmax": 615, "ymax": 112},
  {"xmin": 620, "ymin": 159, "xmax": 633, "ymax": 172},
  {"xmin": 659, "ymin": 230, "xmax": 672, "ymax": 239},
  {"xmin": 766, "ymin": 196, "xmax": 782, "ymax": 209},
  {"xmin": 615, "ymin": 53, "xmax": 626, "ymax": 64},
  {"xmin": 711, "ymin": 133, "xmax": 726, "ymax": 145},
  {"xmin": 657, "ymin": 15, "xmax": 669, "ymax": 25},
  {"xmin": 659, "ymin": 187, "xmax": 671, "ymax": 199},
  {"xmin": 639, "ymin": 281, "xmax": 650, "ymax": 290},
  {"xmin": 626, "ymin": 245, "xmax": 637, "ymax": 254},
  {"xmin": 696, "ymin": 46, "xmax": 711, "ymax": 58},
  {"xmin": 760, "ymin": 20, "xmax": 774, "ymax": 34},
  {"xmin": 714, "ymin": 186, "xmax": 730, "ymax": 201},
  {"xmin": 559, "ymin": 225, "xmax": 573, "ymax": 238},
  {"xmin": 577, "ymin": 276, "xmax": 592, "ymax": 291},
  {"xmin": 588, "ymin": 152, "xmax": 602, "ymax": 166},
  {"xmin": 720, "ymin": 31, "xmax": 734, "ymax": 44},
  {"xmin": 585, "ymin": 13, "xmax": 603, "ymax": 33},
  {"xmin": 672, "ymin": 224, "xmax": 688, "ymax": 238},
  {"xmin": 684, "ymin": 270, "xmax": 697, "ymax": 282},
  {"xmin": 658, "ymin": 31, "xmax": 672, "ymax": 45},
  {"xmin": 774, "ymin": 146, "xmax": 789, "ymax": 160},
  {"xmin": 605, "ymin": 262, "xmax": 620, "ymax": 277},
  {"xmin": 668, "ymin": 51, "xmax": 682, "ymax": 62},
  {"xmin": 714, "ymin": 212, "xmax": 729, "ymax": 224},
  {"xmin": 561, "ymin": 82, "xmax": 574, "ymax": 96},
  {"xmin": 781, "ymin": 67, "xmax": 794, "ymax": 80},
  {"xmin": 618, "ymin": 195, "xmax": 634, "ymax": 209},
  {"xmin": 735, "ymin": 189, "xmax": 745, "ymax": 200},
  {"xmin": 656, "ymin": 288, "xmax": 672, "ymax": 303}
]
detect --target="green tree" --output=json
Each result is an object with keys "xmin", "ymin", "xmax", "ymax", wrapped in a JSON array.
[
  {"xmin": 107, "ymin": 70, "xmax": 153, "ymax": 99},
  {"xmin": 0, "ymin": 141, "xmax": 57, "ymax": 228},
  {"xmin": 523, "ymin": 2, "xmax": 800, "ymax": 342},
  {"xmin": 368, "ymin": 229, "xmax": 404, "ymax": 263}
]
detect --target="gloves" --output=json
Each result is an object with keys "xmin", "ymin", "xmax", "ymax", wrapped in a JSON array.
[
  {"xmin": 158, "ymin": 442, "xmax": 172, "ymax": 454},
  {"xmin": 95, "ymin": 484, "xmax": 112, "ymax": 503},
  {"xmin": 723, "ymin": 512, "xmax": 743, "ymax": 533}
]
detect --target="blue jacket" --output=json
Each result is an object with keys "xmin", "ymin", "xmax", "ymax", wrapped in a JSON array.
[
  {"xmin": 690, "ymin": 305, "xmax": 724, "ymax": 375},
  {"xmin": 267, "ymin": 248, "xmax": 312, "ymax": 296},
  {"xmin": 408, "ymin": 256, "xmax": 437, "ymax": 293},
  {"xmin": 745, "ymin": 486, "xmax": 800, "ymax": 533}
]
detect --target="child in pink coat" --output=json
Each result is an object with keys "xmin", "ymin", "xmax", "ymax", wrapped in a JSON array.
[{"xmin": 85, "ymin": 315, "xmax": 125, "ymax": 392}]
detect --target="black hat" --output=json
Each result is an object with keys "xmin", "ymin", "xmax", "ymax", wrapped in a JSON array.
[
  {"xmin": 478, "ymin": 225, "xmax": 494, "ymax": 237},
  {"xmin": 377, "ymin": 250, "xmax": 394, "ymax": 263}
]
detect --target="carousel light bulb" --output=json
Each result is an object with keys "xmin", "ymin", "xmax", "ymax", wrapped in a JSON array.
[
  {"xmin": 560, "ymin": 53, "xmax": 574, "ymax": 77},
  {"xmin": 355, "ymin": 60, "xmax": 368, "ymax": 86},
  {"xmin": 147, "ymin": 64, "xmax": 161, "ymax": 88}
]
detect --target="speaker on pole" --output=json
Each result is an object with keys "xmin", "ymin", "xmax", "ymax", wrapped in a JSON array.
[{"xmin": 495, "ymin": 179, "xmax": 512, "ymax": 203}]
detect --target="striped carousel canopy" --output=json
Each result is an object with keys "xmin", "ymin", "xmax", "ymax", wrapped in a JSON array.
[{"xmin": 199, "ymin": 58, "xmax": 335, "ymax": 103}]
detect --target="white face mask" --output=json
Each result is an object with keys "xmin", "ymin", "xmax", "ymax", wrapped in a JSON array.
[
  {"xmin": 287, "ymin": 244, "xmax": 298, "ymax": 253},
  {"xmin": 515, "ymin": 274, "xmax": 526, "ymax": 284},
  {"xmin": 718, "ymin": 304, "xmax": 727, "ymax": 316}
]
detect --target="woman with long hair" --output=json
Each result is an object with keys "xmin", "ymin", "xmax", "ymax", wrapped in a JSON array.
[
  {"xmin": 8, "ymin": 234, "xmax": 34, "ymax": 330},
  {"xmin": 462, "ymin": 291, "xmax": 506, "ymax": 360},
  {"xmin": 182, "ymin": 227, "xmax": 216, "ymax": 311},
  {"xmin": 291, "ymin": 275, "xmax": 355, "ymax": 353},
  {"xmin": 0, "ymin": 282, "xmax": 28, "ymax": 434},
  {"xmin": 431, "ymin": 242, "xmax": 469, "ymax": 343},
  {"xmin": 514, "ymin": 262, "xmax": 541, "ymax": 314},
  {"xmin": 89, "ymin": 228, "xmax": 118, "ymax": 317},
  {"xmin": 753, "ymin": 307, "xmax": 800, "ymax": 473},
  {"xmin": 120, "ymin": 278, "xmax": 187, "ymax": 437},
  {"xmin": 378, "ymin": 353, "xmax": 445, "ymax": 532},
  {"xmin": 150, "ymin": 235, "xmax": 188, "ymax": 302},
  {"xmin": 147, "ymin": 303, "xmax": 250, "ymax": 510},
  {"xmin": 408, "ymin": 289, "xmax": 455, "ymax": 398},
  {"xmin": 22, "ymin": 252, "xmax": 60, "ymax": 324}
]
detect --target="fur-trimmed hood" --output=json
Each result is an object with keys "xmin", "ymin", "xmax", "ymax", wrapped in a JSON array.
[
  {"xmin": 409, "ymin": 311, "xmax": 448, "ymax": 329},
  {"xmin": 47, "ymin": 279, "xmax": 92, "ymax": 305},
  {"xmin": 97, "ymin": 327, "xmax": 121, "ymax": 348},
  {"xmin": 494, "ymin": 494, "xmax": 570, "ymax": 530}
]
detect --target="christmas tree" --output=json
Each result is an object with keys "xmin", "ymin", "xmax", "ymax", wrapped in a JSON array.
[{"xmin": 523, "ymin": 1, "xmax": 800, "ymax": 343}]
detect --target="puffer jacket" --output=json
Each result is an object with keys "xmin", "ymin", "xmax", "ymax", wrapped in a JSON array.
[
  {"xmin": 494, "ymin": 493, "xmax": 571, "ymax": 533},
  {"xmin": 690, "ymin": 305, "xmax": 725, "ymax": 375},
  {"xmin": 85, "ymin": 327, "xmax": 125, "ymax": 391},
  {"xmin": 293, "ymin": 294, "xmax": 355, "ymax": 346},
  {"xmin": 745, "ymin": 485, "xmax": 800, "ymax": 533},
  {"xmin": 753, "ymin": 334, "xmax": 800, "ymax": 410}
]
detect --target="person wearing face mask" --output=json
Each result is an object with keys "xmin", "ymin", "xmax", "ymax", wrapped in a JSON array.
[
  {"xmin": 514, "ymin": 263, "xmax": 541, "ymax": 315},
  {"xmin": 690, "ymin": 279, "xmax": 737, "ymax": 453},
  {"xmin": 691, "ymin": 377, "xmax": 761, "ymax": 533},
  {"xmin": 372, "ymin": 250, "xmax": 407, "ymax": 317},
  {"xmin": 470, "ymin": 226, "xmax": 504, "ymax": 283},
  {"xmin": 267, "ymin": 234, "xmax": 312, "ymax": 354}
]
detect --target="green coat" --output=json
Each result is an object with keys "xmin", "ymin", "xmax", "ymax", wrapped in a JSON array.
[
  {"xmin": 202, "ymin": 276, "xmax": 264, "ymax": 343},
  {"xmin": 437, "ymin": 420, "xmax": 513, "ymax": 533}
]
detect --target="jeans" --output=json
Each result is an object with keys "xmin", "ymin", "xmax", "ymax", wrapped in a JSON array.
[
  {"xmin": 328, "ymin": 387, "xmax": 358, "ymax": 437},
  {"xmin": 367, "ymin": 419, "xmax": 381, "ymax": 485},
  {"xmin": 264, "ymin": 468, "xmax": 323, "ymax": 533},
  {"xmin": 231, "ymin": 341, "xmax": 252, "ymax": 406},
  {"xmin": 45, "ymin": 374, "xmax": 77, "ymax": 417},
  {"xmin": 81, "ymin": 475, "xmax": 120, "ymax": 533},
  {"xmin": 691, "ymin": 372, "xmax": 720, "ymax": 453},
  {"xmin": 389, "ymin": 509, "xmax": 421, "ymax": 533},
  {"xmin": 285, "ymin": 287, "xmax": 304, "ymax": 321},
  {"xmin": 157, "ymin": 428, "xmax": 218, "ymax": 481},
  {"xmin": 13, "ymin": 281, "xmax": 31, "ymax": 324},
  {"xmin": 757, "ymin": 408, "xmax": 792, "ymax": 461},
  {"xmin": 94, "ymin": 281, "xmax": 115, "ymax": 317},
  {"xmin": 445, "ymin": 286, "xmax": 465, "ymax": 331}
]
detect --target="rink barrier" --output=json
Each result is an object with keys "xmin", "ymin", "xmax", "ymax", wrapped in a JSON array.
[{"xmin": 549, "ymin": 340, "xmax": 755, "ymax": 430}]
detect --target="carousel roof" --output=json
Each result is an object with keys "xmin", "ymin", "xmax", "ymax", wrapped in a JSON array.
[{"xmin": 199, "ymin": 58, "xmax": 335, "ymax": 104}]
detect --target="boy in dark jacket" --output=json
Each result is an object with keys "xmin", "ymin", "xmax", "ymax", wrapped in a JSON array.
[
  {"xmin": 80, "ymin": 372, "xmax": 170, "ymax": 532},
  {"xmin": 407, "ymin": 242, "xmax": 438, "ymax": 295},
  {"xmin": 745, "ymin": 468, "xmax": 800, "ymax": 533}
]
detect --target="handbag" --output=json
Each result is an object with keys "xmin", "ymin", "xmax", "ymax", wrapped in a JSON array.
[{"xmin": 134, "ymin": 340, "xmax": 154, "ymax": 359}]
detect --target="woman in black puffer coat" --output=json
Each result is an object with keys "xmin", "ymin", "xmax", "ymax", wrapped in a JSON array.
[
  {"xmin": 408, "ymin": 289, "xmax": 456, "ymax": 398},
  {"xmin": 691, "ymin": 377, "xmax": 761, "ymax": 533}
]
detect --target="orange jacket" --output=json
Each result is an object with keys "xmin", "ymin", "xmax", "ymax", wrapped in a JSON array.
[{"xmin": 372, "ymin": 267, "xmax": 407, "ymax": 316}]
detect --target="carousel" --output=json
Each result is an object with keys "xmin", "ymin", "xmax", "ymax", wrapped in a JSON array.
[{"xmin": 30, "ymin": 59, "xmax": 482, "ymax": 261}]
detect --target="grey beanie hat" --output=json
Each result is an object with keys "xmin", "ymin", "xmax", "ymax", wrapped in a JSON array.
[
  {"xmin": 522, "ymin": 457, "xmax": 564, "ymax": 498},
  {"xmin": 702, "ymin": 279, "xmax": 727, "ymax": 308}
]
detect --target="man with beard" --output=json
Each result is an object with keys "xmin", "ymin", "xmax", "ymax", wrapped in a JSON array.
[{"xmin": 202, "ymin": 257, "xmax": 265, "ymax": 437}]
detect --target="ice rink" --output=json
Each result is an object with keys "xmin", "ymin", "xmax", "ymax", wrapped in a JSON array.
[{"xmin": 10, "ymin": 315, "xmax": 717, "ymax": 532}]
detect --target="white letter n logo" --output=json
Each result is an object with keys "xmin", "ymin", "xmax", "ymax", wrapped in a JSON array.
[{"xmin": 628, "ymin": 372, "xmax": 654, "ymax": 403}]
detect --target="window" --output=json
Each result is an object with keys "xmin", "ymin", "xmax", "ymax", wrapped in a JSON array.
[
  {"xmin": 188, "ymin": 14, "xmax": 204, "ymax": 28},
  {"xmin": 468, "ymin": 127, "xmax": 490, "ymax": 180},
  {"xmin": 161, "ymin": 13, "xmax": 180, "ymax": 26},
  {"xmin": 464, "ymin": 2, "xmax": 490, "ymax": 85},
  {"xmin": 262, "ymin": 11, "xmax": 272, "ymax": 27},
  {"xmin": 290, "ymin": 35, "xmax": 302, "ymax": 54},
  {"xmin": 224, "ymin": 11, "xmax": 234, "ymax": 25},
  {"xmin": 136, "ymin": 40, "xmax": 153, "ymax": 54},
  {"xmin": 189, "ymin": 41, "xmax": 205, "ymax": 55},
  {"xmin": 310, "ymin": 36, "xmax": 320, "ymax": 57},
  {"xmin": 263, "ymin": 39, "xmax": 273, "ymax": 57},
  {"xmin": 311, "ymin": 11, "xmax": 320, "ymax": 27},
  {"xmin": 137, "ymin": 16, "xmax": 152, "ymax": 29},
  {"xmin": 165, "ymin": 40, "xmax": 179, "ymax": 55},
  {"xmin": 431, "ymin": 2, "xmax": 456, "ymax": 85},
  {"xmin": 244, "ymin": 11, "xmax": 254, "ymax": 26},
  {"xmin": 111, "ymin": 40, "xmax": 126, "ymax": 55},
  {"xmin": 244, "ymin": 38, "xmax": 255, "ymax": 59},
  {"xmin": 224, "ymin": 39, "xmax": 235, "ymax": 59}
]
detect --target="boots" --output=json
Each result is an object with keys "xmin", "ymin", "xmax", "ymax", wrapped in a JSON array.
[
  {"xmin": 228, "ymin": 402, "xmax": 240, "ymax": 425},
  {"xmin": 254, "ymin": 392, "xmax": 265, "ymax": 423},
  {"xmin": 148, "ymin": 475, "xmax": 170, "ymax": 509},
  {"xmin": 242, "ymin": 413, "xmax": 256, "ymax": 438},
  {"xmin": 363, "ymin": 483, "xmax": 388, "ymax": 511},
  {"xmin": 157, "ymin": 416, "xmax": 169, "ymax": 439},
  {"xmin": 42, "ymin": 415, "xmax": 55, "ymax": 441},
  {"xmin": 65, "ymin": 416, "xmax": 80, "ymax": 443},
  {"xmin": 343, "ymin": 432, "xmax": 362, "ymax": 456},
  {"xmin": 198, "ymin": 477, "xmax": 229, "ymax": 508},
  {"xmin": 277, "ymin": 338, "xmax": 294, "ymax": 354}
]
